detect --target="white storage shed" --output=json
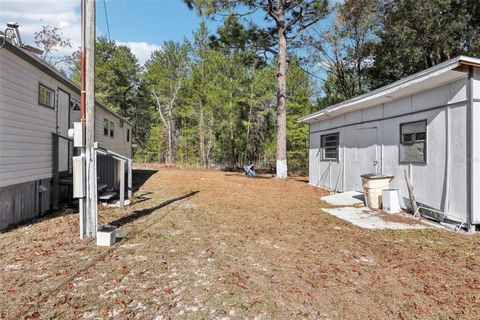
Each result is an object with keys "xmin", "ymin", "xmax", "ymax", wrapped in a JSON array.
[{"xmin": 300, "ymin": 56, "xmax": 480, "ymax": 233}]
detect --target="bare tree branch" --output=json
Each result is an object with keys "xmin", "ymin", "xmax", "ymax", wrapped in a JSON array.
[{"xmin": 152, "ymin": 87, "xmax": 169, "ymax": 131}]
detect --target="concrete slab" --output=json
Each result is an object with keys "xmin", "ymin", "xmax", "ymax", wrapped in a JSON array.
[
  {"xmin": 322, "ymin": 191, "xmax": 365, "ymax": 206},
  {"xmin": 323, "ymin": 207, "xmax": 427, "ymax": 230}
]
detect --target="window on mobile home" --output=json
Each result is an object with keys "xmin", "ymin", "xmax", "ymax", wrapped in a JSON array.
[
  {"xmin": 127, "ymin": 128, "xmax": 130, "ymax": 142},
  {"xmin": 321, "ymin": 133, "xmax": 339, "ymax": 161},
  {"xmin": 109, "ymin": 120, "xmax": 114, "ymax": 137},
  {"xmin": 104, "ymin": 118, "xmax": 109, "ymax": 136},
  {"xmin": 38, "ymin": 84, "xmax": 54, "ymax": 108},
  {"xmin": 400, "ymin": 120, "xmax": 426, "ymax": 163},
  {"xmin": 70, "ymin": 99, "xmax": 80, "ymax": 111}
]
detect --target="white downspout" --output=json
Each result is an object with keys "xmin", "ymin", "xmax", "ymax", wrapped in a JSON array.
[
  {"xmin": 466, "ymin": 67, "xmax": 475, "ymax": 234},
  {"xmin": 342, "ymin": 145, "xmax": 346, "ymax": 192},
  {"xmin": 442, "ymin": 105, "xmax": 451, "ymax": 213}
]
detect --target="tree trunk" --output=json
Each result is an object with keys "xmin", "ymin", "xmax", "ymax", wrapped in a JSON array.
[
  {"xmin": 228, "ymin": 95, "xmax": 237, "ymax": 168},
  {"xmin": 167, "ymin": 121, "xmax": 172, "ymax": 164},
  {"xmin": 167, "ymin": 106, "xmax": 173, "ymax": 164},
  {"xmin": 199, "ymin": 102, "xmax": 206, "ymax": 167},
  {"xmin": 246, "ymin": 83, "xmax": 254, "ymax": 160},
  {"xmin": 276, "ymin": 11, "xmax": 288, "ymax": 180},
  {"xmin": 206, "ymin": 118, "xmax": 214, "ymax": 168},
  {"xmin": 229, "ymin": 115, "xmax": 235, "ymax": 167}
]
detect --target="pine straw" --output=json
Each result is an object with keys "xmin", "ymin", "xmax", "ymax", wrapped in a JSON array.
[{"xmin": 0, "ymin": 166, "xmax": 479, "ymax": 319}]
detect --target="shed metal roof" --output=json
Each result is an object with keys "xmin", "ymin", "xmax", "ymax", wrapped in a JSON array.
[{"xmin": 299, "ymin": 56, "xmax": 480, "ymax": 124}]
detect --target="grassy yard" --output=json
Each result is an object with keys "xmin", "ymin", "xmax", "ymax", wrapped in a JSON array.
[{"xmin": 0, "ymin": 166, "xmax": 479, "ymax": 319}]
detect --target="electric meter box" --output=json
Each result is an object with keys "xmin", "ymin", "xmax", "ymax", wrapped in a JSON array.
[
  {"xmin": 73, "ymin": 122, "xmax": 85, "ymax": 147},
  {"xmin": 72, "ymin": 156, "xmax": 85, "ymax": 198}
]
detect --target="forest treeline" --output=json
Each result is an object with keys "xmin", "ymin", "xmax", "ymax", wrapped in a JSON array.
[{"xmin": 65, "ymin": 0, "xmax": 479, "ymax": 172}]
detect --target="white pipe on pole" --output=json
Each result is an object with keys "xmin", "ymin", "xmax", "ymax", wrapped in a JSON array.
[
  {"xmin": 120, "ymin": 160, "xmax": 125, "ymax": 208},
  {"xmin": 79, "ymin": 0, "xmax": 86, "ymax": 239},
  {"xmin": 128, "ymin": 159, "xmax": 132, "ymax": 199}
]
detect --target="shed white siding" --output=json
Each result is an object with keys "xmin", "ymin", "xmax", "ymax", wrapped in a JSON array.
[
  {"xmin": 472, "ymin": 68, "xmax": 480, "ymax": 224},
  {"xmin": 309, "ymin": 77, "xmax": 472, "ymax": 223},
  {"xmin": 474, "ymin": 67, "xmax": 480, "ymax": 99}
]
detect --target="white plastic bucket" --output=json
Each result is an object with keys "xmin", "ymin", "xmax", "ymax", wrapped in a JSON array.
[{"xmin": 361, "ymin": 174, "xmax": 394, "ymax": 209}]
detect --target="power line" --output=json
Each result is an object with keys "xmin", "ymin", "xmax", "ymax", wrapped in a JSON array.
[{"xmin": 102, "ymin": 0, "xmax": 111, "ymax": 42}]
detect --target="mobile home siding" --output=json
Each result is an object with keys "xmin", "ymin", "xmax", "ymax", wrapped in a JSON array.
[
  {"xmin": 94, "ymin": 107, "xmax": 132, "ymax": 158},
  {"xmin": 0, "ymin": 48, "xmax": 131, "ymax": 189},
  {"xmin": 1, "ymin": 43, "xmax": 132, "ymax": 230},
  {"xmin": 1, "ymin": 49, "xmax": 58, "ymax": 188},
  {"xmin": 94, "ymin": 108, "xmax": 132, "ymax": 190},
  {"xmin": 309, "ymin": 77, "xmax": 471, "ymax": 223}
]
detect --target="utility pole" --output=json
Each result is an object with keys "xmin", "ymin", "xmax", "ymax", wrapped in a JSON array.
[
  {"xmin": 77, "ymin": 0, "xmax": 96, "ymax": 239},
  {"xmin": 85, "ymin": 0, "xmax": 97, "ymax": 237}
]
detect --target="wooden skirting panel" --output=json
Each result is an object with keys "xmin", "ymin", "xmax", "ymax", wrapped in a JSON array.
[
  {"xmin": 0, "ymin": 179, "xmax": 51, "ymax": 231},
  {"xmin": 1, "ymin": 156, "xmax": 120, "ymax": 230}
]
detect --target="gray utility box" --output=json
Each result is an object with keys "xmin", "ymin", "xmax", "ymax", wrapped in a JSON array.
[{"xmin": 72, "ymin": 156, "xmax": 85, "ymax": 198}]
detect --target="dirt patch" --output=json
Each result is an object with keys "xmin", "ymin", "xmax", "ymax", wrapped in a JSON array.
[
  {"xmin": 379, "ymin": 211, "xmax": 424, "ymax": 225},
  {"xmin": 0, "ymin": 166, "xmax": 479, "ymax": 319}
]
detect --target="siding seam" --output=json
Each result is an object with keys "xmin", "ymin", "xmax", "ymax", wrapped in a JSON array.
[{"xmin": 310, "ymin": 100, "xmax": 467, "ymax": 134}]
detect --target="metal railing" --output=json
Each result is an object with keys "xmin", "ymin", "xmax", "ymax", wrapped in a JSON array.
[{"xmin": 95, "ymin": 143, "xmax": 132, "ymax": 207}]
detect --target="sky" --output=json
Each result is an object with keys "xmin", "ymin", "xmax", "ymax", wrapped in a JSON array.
[
  {"xmin": 0, "ymin": 0, "xmax": 340, "ymax": 81},
  {"xmin": 0, "ymin": 0, "xmax": 224, "ymax": 64}
]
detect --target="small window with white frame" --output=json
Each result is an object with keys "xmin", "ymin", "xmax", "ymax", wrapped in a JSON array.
[
  {"xmin": 321, "ymin": 133, "xmax": 339, "ymax": 161},
  {"xmin": 104, "ymin": 118, "xmax": 109, "ymax": 136},
  {"xmin": 38, "ymin": 84, "xmax": 55, "ymax": 108},
  {"xmin": 109, "ymin": 120, "xmax": 114, "ymax": 138},
  {"xmin": 400, "ymin": 120, "xmax": 427, "ymax": 163}
]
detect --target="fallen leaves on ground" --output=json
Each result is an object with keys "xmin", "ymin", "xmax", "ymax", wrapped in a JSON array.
[{"xmin": 0, "ymin": 165, "xmax": 479, "ymax": 319}]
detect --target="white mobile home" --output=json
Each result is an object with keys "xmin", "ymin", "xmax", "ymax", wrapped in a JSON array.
[
  {"xmin": 0, "ymin": 39, "xmax": 132, "ymax": 230},
  {"xmin": 300, "ymin": 56, "xmax": 480, "ymax": 233}
]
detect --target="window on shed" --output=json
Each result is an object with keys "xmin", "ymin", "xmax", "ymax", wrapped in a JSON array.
[
  {"xmin": 127, "ymin": 128, "xmax": 130, "ymax": 142},
  {"xmin": 38, "ymin": 84, "xmax": 54, "ymax": 108},
  {"xmin": 104, "ymin": 118, "xmax": 109, "ymax": 136},
  {"xmin": 321, "ymin": 133, "xmax": 339, "ymax": 161},
  {"xmin": 400, "ymin": 120, "xmax": 426, "ymax": 163},
  {"xmin": 109, "ymin": 120, "xmax": 114, "ymax": 137}
]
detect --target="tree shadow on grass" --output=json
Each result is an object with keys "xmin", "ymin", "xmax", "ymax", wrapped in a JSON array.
[{"xmin": 109, "ymin": 191, "xmax": 199, "ymax": 228}]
